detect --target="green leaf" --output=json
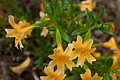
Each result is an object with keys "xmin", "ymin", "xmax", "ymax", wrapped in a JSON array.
[
  {"xmin": 65, "ymin": 75, "xmax": 80, "ymax": 80},
  {"xmin": 84, "ymin": 30, "xmax": 91, "ymax": 41},
  {"xmin": 96, "ymin": 6, "xmax": 104, "ymax": 22},
  {"xmin": 56, "ymin": 28, "xmax": 62, "ymax": 45},
  {"xmin": 33, "ymin": 20, "xmax": 53, "ymax": 27},
  {"xmin": 100, "ymin": 25, "xmax": 113, "ymax": 35},
  {"xmin": 60, "ymin": 30, "xmax": 71, "ymax": 43},
  {"xmin": 95, "ymin": 24, "xmax": 103, "ymax": 29},
  {"xmin": 86, "ymin": 15, "xmax": 94, "ymax": 28},
  {"xmin": 103, "ymin": 73, "xmax": 110, "ymax": 80},
  {"xmin": 71, "ymin": 28, "xmax": 88, "ymax": 35},
  {"xmin": 105, "ymin": 57, "xmax": 113, "ymax": 69},
  {"xmin": 86, "ymin": 8, "xmax": 95, "ymax": 22},
  {"xmin": 57, "ymin": 0, "xmax": 69, "ymax": 16},
  {"xmin": 113, "ymin": 70, "xmax": 120, "ymax": 74},
  {"xmin": 44, "ymin": 1, "xmax": 54, "ymax": 18},
  {"xmin": 77, "ymin": 12, "xmax": 87, "ymax": 18}
]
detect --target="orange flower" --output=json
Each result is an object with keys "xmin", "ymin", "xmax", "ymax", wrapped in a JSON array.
[
  {"xmin": 5, "ymin": 15, "xmax": 34, "ymax": 49},
  {"xmin": 80, "ymin": 69, "xmax": 103, "ymax": 80},
  {"xmin": 110, "ymin": 55, "xmax": 120, "ymax": 70},
  {"xmin": 79, "ymin": 0, "xmax": 96, "ymax": 11},
  {"xmin": 70, "ymin": 35, "xmax": 96, "ymax": 67},
  {"xmin": 110, "ymin": 23, "xmax": 115, "ymax": 32},
  {"xmin": 110, "ymin": 49, "xmax": 120, "ymax": 80},
  {"xmin": 48, "ymin": 44, "xmax": 75, "ymax": 73},
  {"xmin": 40, "ymin": 67, "xmax": 66, "ymax": 80},
  {"xmin": 102, "ymin": 37, "xmax": 118, "ymax": 50}
]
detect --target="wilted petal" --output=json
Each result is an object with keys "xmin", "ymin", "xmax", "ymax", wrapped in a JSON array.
[
  {"xmin": 41, "ymin": 27, "xmax": 49, "ymax": 37},
  {"xmin": 39, "ymin": 12, "xmax": 47, "ymax": 18},
  {"xmin": 10, "ymin": 56, "xmax": 31, "ymax": 74}
]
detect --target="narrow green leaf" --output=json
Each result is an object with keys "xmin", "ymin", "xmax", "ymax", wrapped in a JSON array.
[
  {"xmin": 65, "ymin": 75, "xmax": 80, "ymax": 80},
  {"xmin": 56, "ymin": 28, "xmax": 62, "ymax": 45},
  {"xmin": 95, "ymin": 24, "xmax": 103, "ymax": 29},
  {"xmin": 77, "ymin": 12, "xmax": 87, "ymax": 18},
  {"xmin": 86, "ymin": 8, "xmax": 95, "ymax": 22},
  {"xmin": 44, "ymin": 1, "xmax": 54, "ymax": 18},
  {"xmin": 103, "ymin": 73, "xmax": 110, "ymax": 80},
  {"xmin": 33, "ymin": 20, "xmax": 53, "ymax": 27},
  {"xmin": 60, "ymin": 30, "xmax": 71, "ymax": 43},
  {"xmin": 57, "ymin": 0, "xmax": 69, "ymax": 16},
  {"xmin": 96, "ymin": 6, "xmax": 104, "ymax": 22},
  {"xmin": 84, "ymin": 30, "xmax": 91, "ymax": 41},
  {"xmin": 100, "ymin": 26, "xmax": 113, "ymax": 35},
  {"xmin": 86, "ymin": 15, "xmax": 94, "ymax": 28},
  {"xmin": 71, "ymin": 28, "xmax": 88, "ymax": 35},
  {"xmin": 105, "ymin": 57, "xmax": 113, "ymax": 69},
  {"xmin": 113, "ymin": 70, "xmax": 120, "ymax": 74}
]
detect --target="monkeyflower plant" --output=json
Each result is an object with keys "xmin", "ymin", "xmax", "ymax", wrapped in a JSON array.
[{"xmin": 5, "ymin": 0, "xmax": 120, "ymax": 80}]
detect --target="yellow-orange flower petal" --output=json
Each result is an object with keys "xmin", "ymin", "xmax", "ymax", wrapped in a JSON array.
[
  {"xmin": 110, "ymin": 56, "xmax": 120, "ymax": 70},
  {"xmin": 39, "ymin": 12, "xmax": 50, "ymax": 21},
  {"xmin": 92, "ymin": 52, "xmax": 101, "ymax": 58},
  {"xmin": 41, "ymin": 27, "xmax": 49, "ymax": 37},
  {"xmin": 40, "ymin": 67, "xmax": 66, "ymax": 80},
  {"xmin": 10, "ymin": 56, "xmax": 31, "ymax": 74},
  {"xmin": 48, "ymin": 44, "xmax": 75, "ymax": 73},
  {"xmin": 102, "ymin": 37, "xmax": 118, "ymax": 50},
  {"xmin": 70, "ymin": 35, "xmax": 96, "ymax": 67},
  {"xmin": 39, "ymin": 12, "xmax": 50, "ymax": 37},
  {"xmin": 79, "ymin": 0, "xmax": 96, "ymax": 11},
  {"xmin": 110, "ymin": 23, "xmax": 115, "ymax": 32},
  {"xmin": 80, "ymin": 69, "xmax": 103, "ymax": 80},
  {"xmin": 5, "ymin": 15, "xmax": 34, "ymax": 49},
  {"xmin": 40, "ymin": 1, "xmax": 45, "ymax": 10},
  {"xmin": 110, "ymin": 49, "xmax": 120, "ymax": 80}
]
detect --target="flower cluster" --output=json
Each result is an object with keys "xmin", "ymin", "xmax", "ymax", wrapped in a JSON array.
[
  {"xmin": 5, "ymin": 0, "xmax": 120, "ymax": 80},
  {"xmin": 40, "ymin": 35, "xmax": 99, "ymax": 80}
]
